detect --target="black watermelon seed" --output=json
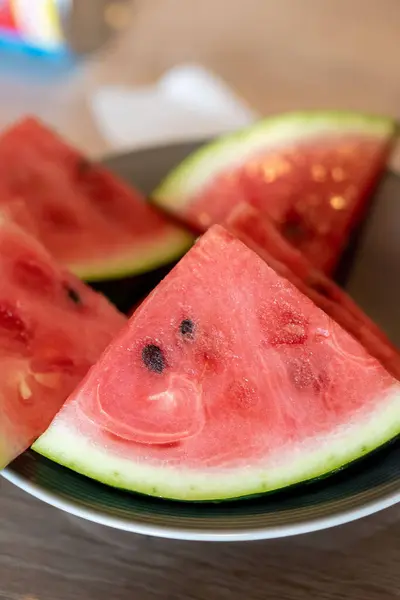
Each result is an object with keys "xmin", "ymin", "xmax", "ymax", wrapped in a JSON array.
[
  {"xmin": 77, "ymin": 158, "xmax": 92, "ymax": 175},
  {"xmin": 282, "ymin": 221, "xmax": 305, "ymax": 241},
  {"xmin": 64, "ymin": 284, "xmax": 82, "ymax": 305},
  {"xmin": 281, "ymin": 209, "xmax": 307, "ymax": 242},
  {"xmin": 179, "ymin": 319, "xmax": 195, "ymax": 339},
  {"xmin": 142, "ymin": 344, "xmax": 165, "ymax": 374}
]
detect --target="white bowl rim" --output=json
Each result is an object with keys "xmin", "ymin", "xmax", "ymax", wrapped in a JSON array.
[
  {"xmin": 2, "ymin": 467, "xmax": 400, "ymax": 542},
  {"xmin": 2, "ymin": 152, "xmax": 399, "ymax": 543}
]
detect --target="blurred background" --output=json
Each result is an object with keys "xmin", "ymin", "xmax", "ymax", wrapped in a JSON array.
[{"xmin": 0, "ymin": 0, "xmax": 399, "ymax": 160}]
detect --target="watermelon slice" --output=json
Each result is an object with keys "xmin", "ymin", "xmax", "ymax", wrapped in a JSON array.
[
  {"xmin": 153, "ymin": 111, "xmax": 396, "ymax": 273},
  {"xmin": 0, "ymin": 215, "xmax": 126, "ymax": 469},
  {"xmin": 34, "ymin": 226, "xmax": 400, "ymax": 501},
  {"xmin": 226, "ymin": 203, "xmax": 400, "ymax": 380},
  {"xmin": 0, "ymin": 117, "xmax": 193, "ymax": 282}
]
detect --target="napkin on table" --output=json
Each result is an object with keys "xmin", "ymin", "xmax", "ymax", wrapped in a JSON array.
[{"xmin": 90, "ymin": 64, "xmax": 259, "ymax": 151}]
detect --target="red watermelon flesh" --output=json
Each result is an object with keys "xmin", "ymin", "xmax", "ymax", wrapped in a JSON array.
[
  {"xmin": 0, "ymin": 216, "xmax": 126, "ymax": 468},
  {"xmin": 226, "ymin": 203, "xmax": 400, "ymax": 381},
  {"xmin": 0, "ymin": 117, "xmax": 193, "ymax": 281},
  {"xmin": 34, "ymin": 226, "xmax": 400, "ymax": 501},
  {"xmin": 153, "ymin": 112, "xmax": 396, "ymax": 274}
]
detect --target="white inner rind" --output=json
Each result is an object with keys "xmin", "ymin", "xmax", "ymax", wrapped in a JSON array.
[
  {"xmin": 153, "ymin": 111, "xmax": 394, "ymax": 210},
  {"xmin": 69, "ymin": 229, "xmax": 194, "ymax": 281},
  {"xmin": 33, "ymin": 385, "xmax": 400, "ymax": 501}
]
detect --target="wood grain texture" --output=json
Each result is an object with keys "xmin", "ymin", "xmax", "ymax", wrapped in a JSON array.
[
  {"xmin": 0, "ymin": 1, "xmax": 399, "ymax": 597},
  {"xmin": 0, "ymin": 477, "xmax": 399, "ymax": 600}
]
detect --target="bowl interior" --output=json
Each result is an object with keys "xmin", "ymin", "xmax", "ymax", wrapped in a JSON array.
[{"xmin": 3, "ymin": 141, "xmax": 400, "ymax": 541}]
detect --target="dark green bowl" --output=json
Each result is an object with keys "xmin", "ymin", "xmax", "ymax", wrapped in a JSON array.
[{"xmin": 2, "ymin": 142, "xmax": 399, "ymax": 541}]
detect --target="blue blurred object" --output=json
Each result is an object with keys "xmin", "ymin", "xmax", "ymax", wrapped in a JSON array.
[
  {"xmin": 0, "ymin": 0, "xmax": 130, "ymax": 80},
  {"xmin": 0, "ymin": 33, "xmax": 76, "ymax": 84},
  {"xmin": 0, "ymin": 28, "xmax": 67, "ymax": 57},
  {"xmin": 0, "ymin": 0, "xmax": 71, "ymax": 53},
  {"xmin": 0, "ymin": 45, "xmax": 77, "ymax": 83},
  {"xmin": 0, "ymin": 0, "xmax": 89, "ymax": 81}
]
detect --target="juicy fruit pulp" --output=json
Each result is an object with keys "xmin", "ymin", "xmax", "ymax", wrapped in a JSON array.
[
  {"xmin": 226, "ymin": 203, "xmax": 400, "ymax": 381},
  {"xmin": 0, "ymin": 217, "xmax": 125, "ymax": 468},
  {"xmin": 34, "ymin": 226, "xmax": 400, "ymax": 501},
  {"xmin": 0, "ymin": 117, "xmax": 193, "ymax": 281},
  {"xmin": 153, "ymin": 111, "xmax": 395, "ymax": 273}
]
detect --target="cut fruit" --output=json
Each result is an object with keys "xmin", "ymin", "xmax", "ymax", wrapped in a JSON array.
[
  {"xmin": 0, "ymin": 215, "xmax": 125, "ymax": 468},
  {"xmin": 34, "ymin": 226, "xmax": 400, "ymax": 501},
  {"xmin": 226, "ymin": 203, "xmax": 400, "ymax": 381},
  {"xmin": 0, "ymin": 117, "xmax": 194, "ymax": 282},
  {"xmin": 153, "ymin": 111, "xmax": 396, "ymax": 273}
]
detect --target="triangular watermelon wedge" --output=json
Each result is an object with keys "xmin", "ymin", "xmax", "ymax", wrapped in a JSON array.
[
  {"xmin": 153, "ymin": 111, "xmax": 396, "ymax": 273},
  {"xmin": 0, "ymin": 215, "xmax": 126, "ymax": 468},
  {"xmin": 226, "ymin": 202, "xmax": 400, "ymax": 380},
  {"xmin": 0, "ymin": 117, "xmax": 193, "ymax": 282},
  {"xmin": 34, "ymin": 226, "xmax": 400, "ymax": 501}
]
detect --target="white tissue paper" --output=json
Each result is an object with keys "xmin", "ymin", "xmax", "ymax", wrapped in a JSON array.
[{"xmin": 91, "ymin": 64, "xmax": 259, "ymax": 151}]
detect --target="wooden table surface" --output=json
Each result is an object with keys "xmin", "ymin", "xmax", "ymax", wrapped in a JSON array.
[{"xmin": 0, "ymin": 1, "xmax": 400, "ymax": 598}]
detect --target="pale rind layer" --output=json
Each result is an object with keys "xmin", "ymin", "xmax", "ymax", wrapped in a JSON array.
[
  {"xmin": 33, "ymin": 385, "xmax": 400, "ymax": 501},
  {"xmin": 69, "ymin": 228, "xmax": 194, "ymax": 282}
]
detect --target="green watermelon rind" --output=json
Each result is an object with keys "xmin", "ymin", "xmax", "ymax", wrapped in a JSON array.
[
  {"xmin": 69, "ymin": 228, "xmax": 194, "ymax": 282},
  {"xmin": 152, "ymin": 110, "xmax": 397, "ymax": 212},
  {"xmin": 33, "ymin": 388, "xmax": 400, "ymax": 502},
  {"xmin": 0, "ymin": 438, "xmax": 9, "ymax": 470}
]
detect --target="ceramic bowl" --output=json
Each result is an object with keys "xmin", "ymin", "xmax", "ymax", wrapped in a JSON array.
[{"xmin": 3, "ymin": 141, "xmax": 400, "ymax": 541}]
